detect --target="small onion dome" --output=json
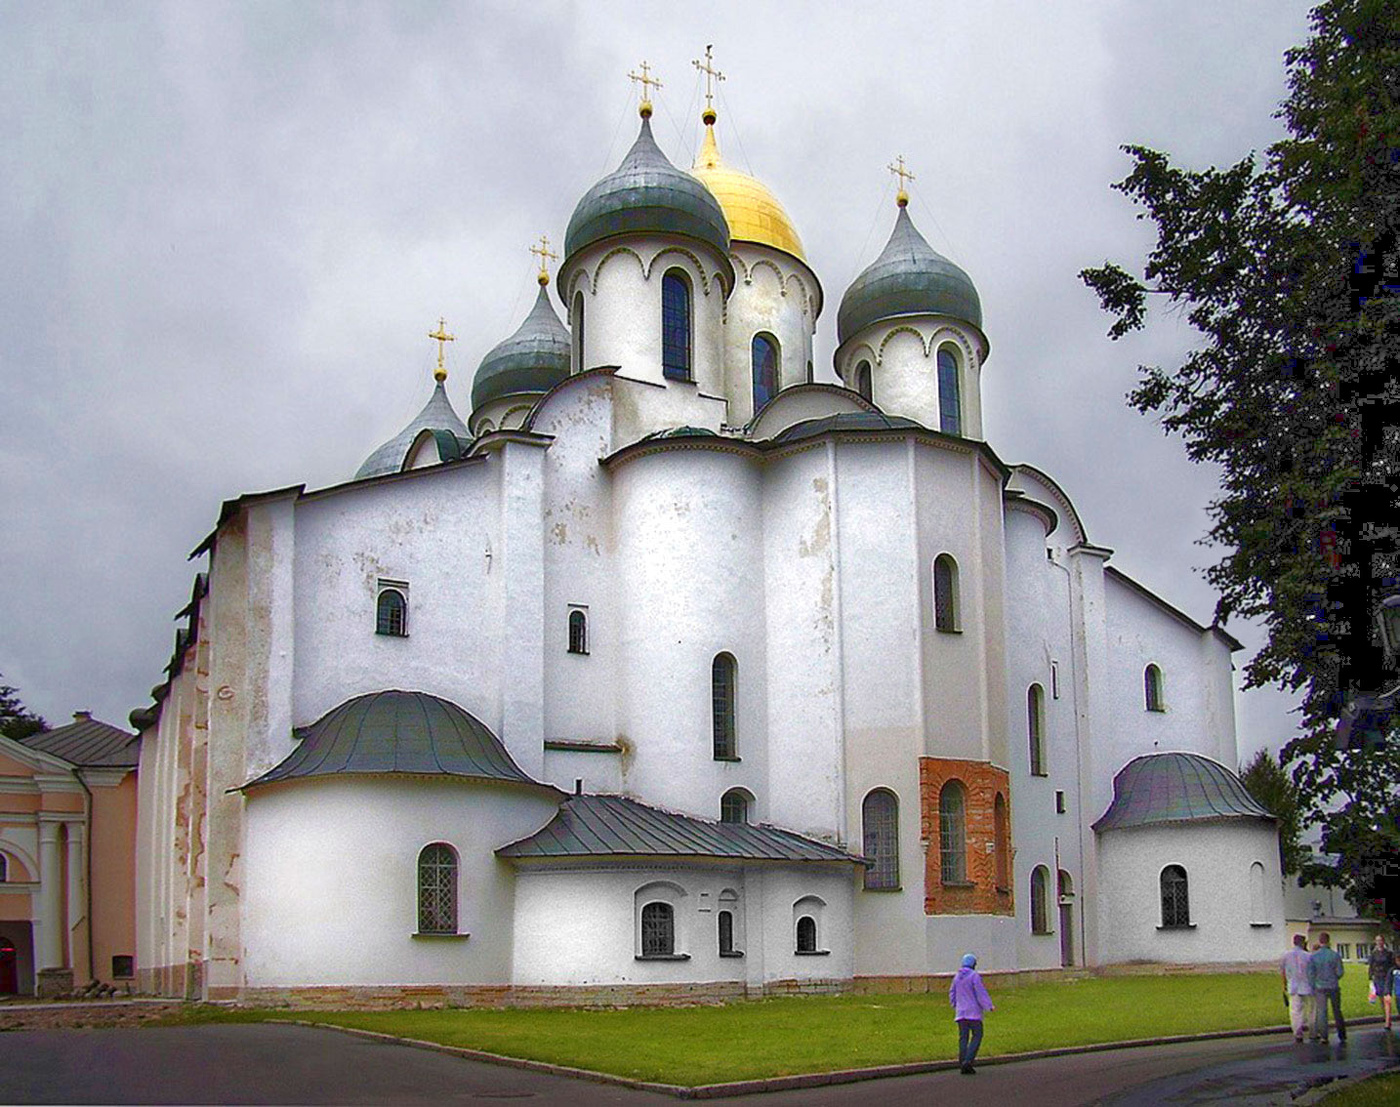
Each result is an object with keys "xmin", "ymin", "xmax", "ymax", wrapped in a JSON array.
[
  {"xmin": 354, "ymin": 380, "xmax": 470, "ymax": 480},
  {"xmin": 564, "ymin": 116, "xmax": 730, "ymax": 265},
  {"xmin": 1091, "ymin": 751, "xmax": 1274, "ymax": 832},
  {"xmin": 691, "ymin": 120, "xmax": 805, "ymax": 261},
  {"xmin": 471, "ymin": 285, "xmax": 571, "ymax": 413},
  {"xmin": 837, "ymin": 206, "xmax": 982, "ymax": 345}
]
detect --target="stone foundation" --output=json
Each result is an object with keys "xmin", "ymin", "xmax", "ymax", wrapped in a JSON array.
[{"xmin": 36, "ymin": 968, "xmax": 74, "ymax": 998}]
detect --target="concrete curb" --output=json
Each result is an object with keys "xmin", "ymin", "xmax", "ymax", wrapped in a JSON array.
[{"xmin": 280, "ymin": 1015, "xmax": 1389, "ymax": 1099}]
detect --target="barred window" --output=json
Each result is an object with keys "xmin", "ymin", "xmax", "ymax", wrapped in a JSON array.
[
  {"xmin": 1031, "ymin": 865, "xmax": 1050, "ymax": 934},
  {"xmin": 376, "ymin": 588, "xmax": 407, "ymax": 637},
  {"xmin": 937, "ymin": 346, "xmax": 962, "ymax": 436},
  {"xmin": 662, "ymin": 271, "xmax": 692, "ymax": 381},
  {"xmin": 1145, "ymin": 664, "xmax": 1164, "ymax": 712},
  {"xmin": 567, "ymin": 609, "xmax": 588, "ymax": 654},
  {"xmin": 417, "ymin": 843, "xmax": 457, "ymax": 934},
  {"xmin": 752, "ymin": 333, "xmax": 780, "ymax": 411},
  {"xmin": 718, "ymin": 910, "xmax": 735, "ymax": 955},
  {"xmin": 1028, "ymin": 683, "xmax": 1046, "ymax": 776},
  {"xmin": 712, "ymin": 653, "xmax": 737, "ymax": 759},
  {"xmin": 862, "ymin": 789, "xmax": 900, "ymax": 890},
  {"xmin": 796, "ymin": 915, "xmax": 817, "ymax": 953},
  {"xmin": 1160, "ymin": 865, "xmax": 1190, "ymax": 927},
  {"xmin": 641, "ymin": 902, "xmax": 674, "ymax": 956},
  {"xmin": 939, "ymin": 781, "xmax": 967, "ymax": 885},
  {"xmin": 934, "ymin": 555, "xmax": 960, "ymax": 632},
  {"xmin": 720, "ymin": 788, "xmax": 749, "ymax": 824}
]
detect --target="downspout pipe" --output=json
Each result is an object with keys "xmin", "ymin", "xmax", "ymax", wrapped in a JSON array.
[{"xmin": 74, "ymin": 769, "xmax": 96, "ymax": 984}]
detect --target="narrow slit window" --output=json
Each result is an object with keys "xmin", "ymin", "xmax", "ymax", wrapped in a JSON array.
[
  {"xmin": 862, "ymin": 789, "xmax": 900, "ymax": 890},
  {"xmin": 718, "ymin": 910, "xmax": 734, "ymax": 954},
  {"xmin": 934, "ymin": 554, "xmax": 960, "ymax": 632},
  {"xmin": 939, "ymin": 781, "xmax": 967, "ymax": 885},
  {"xmin": 567, "ymin": 609, "xmax": 588, "ymax": 654},
  {"xmin": 752, "ymin": 333, "xmax": 780, "ymax": 412},
  {"xmin": 937, "ymin": 346, "xmax": 962, "ymax": 436},
  {"xmin": 712, "ymin": 653, "xmax": 737, "ymax": 759},
  {"xmin": 854, "ymin": 359, "xmax": 872, "ymax": 401},
  {"xmin": 1145, "ymin": 665, "xmax": 1165, "ymax": 712},
  {"xmin": 1028, "ymin": 683, "xmax": 1046, "ymax": 776},
  {"xmin": 994, "ymin": 793, "xmax": 1010, "ymax": 890},
  {"xmin": 662, "ymin": 271, "xmax": 692, "ymax": 381},
  {"xmin": 1031, "ymin": 865, "xmax": 1050, "ymax": 934},
  {"xmin": 572, "ymin": 291, "xmax": 585, "ymax": 372}
]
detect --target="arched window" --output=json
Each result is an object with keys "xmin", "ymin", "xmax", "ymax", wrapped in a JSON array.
[
  {"xmin": 376, "ymin": 588, "xmax": 407, "ymax": 637},
  {"xmin": 720, "ymin": 788, "xmax": 750, "ymax": 824},
  {"xmin": 939, "ymin": 781, "xmax": 967, "ymax": 885},
  {"xmin": 567, "ymin": 609, "xmax": 588, "ymax": 654},
  {"xmin": 661, "ymin": 270, "xmax": 692, "ymax": 380},
  {"xmin": 1145, "ymin": 665, "xmax": 1164, "ymax": 712},
  {"xmin": 752, "ymin": 333, "xmax": 780, "ymax": 411},
  {"xmin": 718, "ymin": 910, "xmax": 736, "ymax": 955},
  {"xmin": 796, "ymin": 915, "xmax": 817, "ymax": 953},
  {"xmin": 417, "ymin": 843, "xmax": 458, "ymax": 934},
  {"xmin": 572, "ymin": 291, "xmax": 585, "ymax": 372},
  {"xmin": 1030, "ymin": 865, "xmax": 1050, "ymax": 934},
  {"xmin": 712, "ymin": 653, "xmax": 737, "ymax": 759},
  {"xmin": 862, "ymin": 789, "xmax": 900, "ymax": 890},
  {"xmin": 0, "ymin": 854, "xmax": 7, "ymax": 882},
  {"xmin": 854, "ymin": 359, "xmax": 873, "ymax": 401},
  {"xmin": 1058, "ymin": 869, "xmax": 1073, "ymax": 898},
  {"xmin": 937, "ymin": 346, "xmax": 962, "ymax": 436},
  {"xmin": 718, "ymin": 888, "xmax": 741, "ymax": 956},
  {"xmin": 1028, "ymin": 683, "xmax": 1046, "ymax": 776},
  {"xmin": 933, "ymin": 554, "xmax": 960, "ymax": 633},
  {"xmin": 1160, "ymin": 864, "xmax": 1190, "ymax": 927},
  {"xmin": 806, "ymin": 359, "xmax": 814, "ymax": 384},
  {"xmin": 641, "ymin": 901, "xmax": 675, "ymax": 956},
  {"xmin": 994, "ymin": 793, "xmax": 1010, "ymax": 890},
  {"xmin": 1249, "ymin": 861, "xmax": 1266, "ymax": 922}
]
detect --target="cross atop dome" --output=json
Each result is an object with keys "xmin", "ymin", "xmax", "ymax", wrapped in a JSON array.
[
  {"xmin": 693, "ymin": 44, "xmax": 725, "ymax": 125},
  {"xmin": 529, "ymin": 235, "xmax": 557, "ymax": 287},
  {"xmin": 428, "ymin": 317, "xmax": 455, "ymax": 382},
  {"xmin": 888, "ymin": 156, "xmax": 915, "ymax": 208},
  {"xmin": 628, "ymin": 60, "xmax": 663, "ymax": 118}
]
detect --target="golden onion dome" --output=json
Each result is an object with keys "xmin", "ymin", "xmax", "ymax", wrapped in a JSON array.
[{"xmin": 691, "ymin": 119, "xmax": 805, "ymax": 262}]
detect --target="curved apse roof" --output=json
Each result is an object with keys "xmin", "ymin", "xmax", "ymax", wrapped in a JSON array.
[
  {"xmin": 1092, "ymin": 751, "xmax": 1273, "ymax": 832},
  {"xmin": 355, "ymin": 382, "xmax": 470, "ymax": 481},
  {"xmin": 243, "ymin": 690, "xmax": 543, "ymax": 790}
]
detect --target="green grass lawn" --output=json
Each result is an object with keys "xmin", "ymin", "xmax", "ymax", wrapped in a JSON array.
[
  {"xmin": 161, "ymin": 971, "xmax": 1376, "ymax": 1086},
  {"xmin": 1320, "ymin": 1073, "xmax": 1400, "ymax": 1106}
]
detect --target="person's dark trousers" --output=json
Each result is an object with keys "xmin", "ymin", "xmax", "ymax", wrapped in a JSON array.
[
  {"xmin": 1313, "ymin": 987, "xmax": 1346, "ymax": 1039},
  {"xmin": 957, "ymin": 1018, "xmax": 984, "ymax": 1067}
]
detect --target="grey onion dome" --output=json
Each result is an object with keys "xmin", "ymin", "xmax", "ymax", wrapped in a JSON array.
[
  {"xmin": 354, "ymin": 381, "xmax": 470, "ymax": 480},
  {"xmin": 564, "ymin": 117, "xmax": 730, "ymax": 263},
  {"xmin": 1092, "ymin": 751, "xmax": 1274, "ymax": 832},
  {"xmin": 837, "ymin": 206, "xmax": 982, "ymax": 344},
  {"xmin": 471, "ymin": 285, "xmax": 571, "ymax": 413}
]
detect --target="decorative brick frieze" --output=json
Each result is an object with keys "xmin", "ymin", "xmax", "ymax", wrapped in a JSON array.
[{"xmin": 919, "ymin": 757, "xmax": 1014, "ymax": 916}]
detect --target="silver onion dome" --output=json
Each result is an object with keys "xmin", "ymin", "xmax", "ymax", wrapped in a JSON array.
[{"xmin": 471, "ymin": 285, "xmax": 571, "ymax": 413}]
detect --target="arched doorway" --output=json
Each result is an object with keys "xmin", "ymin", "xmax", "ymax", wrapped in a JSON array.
[
  {"xmin": 1058, "ymin": 870, "xmax": 1075, "ymax": 967},
  {"xmin": 0, "ymin": 937, "xmax": 16, "ymax": 995}
]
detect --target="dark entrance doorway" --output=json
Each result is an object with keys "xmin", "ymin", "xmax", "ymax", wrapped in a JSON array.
[
  {"xmin": 1058, "ymin": 870, "xmax": 1075, "ymax": 968},
  {"xmin": 0, "ymin": 937, "xmax": 16, "ymax": 994}
]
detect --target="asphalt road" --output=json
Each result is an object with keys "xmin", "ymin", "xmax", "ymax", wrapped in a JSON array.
[{"xmin": 0, "ymin": 1023, "xmax": 1395, "ymax": 1105}]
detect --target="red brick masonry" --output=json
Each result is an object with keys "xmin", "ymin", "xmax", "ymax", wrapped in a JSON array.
[{"xmin": 919, "ymin": 757, "xmax": 1013, "ymax": 917}]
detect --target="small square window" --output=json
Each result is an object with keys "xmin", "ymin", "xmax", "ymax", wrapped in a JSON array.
[{"xmin": 112, "ymin": 955, "xmax": 134, "ymax": 979}]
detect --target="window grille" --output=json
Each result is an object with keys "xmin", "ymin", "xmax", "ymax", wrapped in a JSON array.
[
  {"xmin": 712, "ymin": 653, "xmax": 737, "ymax": 759},
  {"xmin": 720, "ymin": 789, "xmax": 748, "ymax": 824},
  {"xmin": 417, "ymin": 843, "xmax": 458, "ymax": 934},
  {"xmin": 1145, "ymin": 665, "xmax": 1164, "ymax": 712},
  {"xmin": 937, "ymin": 347, "xmax": 962, "ymax": 436},
  {"xmin": 796, "ymin": 915, "xmax": 817, "ymax": 953},
  {"xmin": 567, "ymin": 609, "xmax": 588, "ymax": 654},
  {"xmin": 862, "ymin": 790, "xmax": 900, "ymax": 890},
  {"xmin": 855, "ymin": 360, "xmax": 873, "ymax": 401},
  {"xmin": 718, "ymin": 910, "xmax": 735, "ymax": 954},
  {"xmin": 1031, "ymin": 866, "xmax": 1050, "ymax": 934},
  {"xmin": 939, "ymin": 781, "xmax": 967, "ymax": 885},
  {"xmin": 662, "ymin": 272, "xmax": 691, "ymax": 380},
  {"xmin": 994, "ymin": 793, "xmax": 1010, "ymax": 889},
  {"xmin": 641, "ymin": 902, "xmax": 674, "ymax": 956},
  {"xmin": 1028, "ymin": 684, "xmax": 1046, "ymax": 776},
  {"xmin": 1160, "ymin": 865, "xmax": 1190, "ymax": 927},
  {"xmin": 376, "ymin": 588, "xmax": 407, "ymax": 637},
  {"xmin": 752, "ymin": 334, "xmax": 779, "ymax": 411},
  {"xmin": 934, "ymin": 555, "xmax": 959, "ymax": 632}
]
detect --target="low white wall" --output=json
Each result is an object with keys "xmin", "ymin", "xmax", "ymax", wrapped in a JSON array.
[{"xmin": 1096, "ymin": 820, "xmax": 1283, "ymax": 965}]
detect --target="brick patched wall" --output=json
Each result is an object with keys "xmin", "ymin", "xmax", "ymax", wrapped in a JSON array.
[{"xmin": 919, "ymin": 757, "xmax": 1013, "ymax": 917}]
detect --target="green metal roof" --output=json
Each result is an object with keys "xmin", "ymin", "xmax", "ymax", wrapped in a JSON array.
[
  {"xmin": 837, "ymin": 206, "xmax": 981, "ymax": 344},
  {"xmin": 244, "ymin": 690, "xmax": 544, "ymax": 790},
  {"xmin": 564, "ymin": 117, "xmax": 730, "ymax": 264},
  {"xmin": 1092, "ymin": 752, "xmax": 1273, "ymax": 832},
  {"xmin": 471, "ymin": 285, "xmax": 571, "ymax": 413},
  {"xmin": 355, "ymin": 382, "xmax": 470, "ymax": 480},
  {"xmin": 498, "ymin": 793, "xmax": 865, "ymax": 864},
  {"xmin": 21, "ymin": 714, "xmax": 138, "ymax": 768},
  {"xmin": 769, "ymin": 411, "xmax": 923, "ymax": 445}
]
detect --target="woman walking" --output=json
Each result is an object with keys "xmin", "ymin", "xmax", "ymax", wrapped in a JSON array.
[
  {"xmin": 1371, "ymin": 935, "xmax": 1397, "ymax": 1030},
  {"xmin": 949, "ymin": 953, "xmax": 995, "ymax": 1074}
]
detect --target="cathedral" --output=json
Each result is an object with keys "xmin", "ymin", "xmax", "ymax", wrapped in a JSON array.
[{"xmin": 130, "ymin": 63, "xmax": 1285, "ymax": 1005}]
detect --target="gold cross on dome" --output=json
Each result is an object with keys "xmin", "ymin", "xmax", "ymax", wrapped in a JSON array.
[
  {"xmin": 888, "ymin": 156, "xmax": 916, "ymax": 207},
  {"xmin": 529, "ymin": 234, "xmax": 558, "ymax": 286},
  {"xmin": 692, "ymin": 45, "xmax": 725, "ymax": 115},
  {"xmin": 428, "ymin": 317, "xmax": 455, "ymax": 382},
  {"xmin": 628, "ymin": 60, "xmax": 663, "ymax": 115}
]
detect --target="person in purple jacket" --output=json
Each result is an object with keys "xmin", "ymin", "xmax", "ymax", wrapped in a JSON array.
[{"xmin": 949, "ymin": 953, "xmax": 995, "ymax": 1074}]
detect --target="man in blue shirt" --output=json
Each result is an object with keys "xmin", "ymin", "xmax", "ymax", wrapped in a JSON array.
[{"xmin": 1308, "ymin": 932, "xmax": 1346, "ymax": 1042}]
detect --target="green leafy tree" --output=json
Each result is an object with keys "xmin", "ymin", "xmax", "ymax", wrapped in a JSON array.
[
  {"xmin": 0, "ymin": 677, "xmax": 47, "ymax": 741},
  {"xmin": 1240, "ymin": 749, "xmax": 1305, "ymax": 878},
  {"xmin": 1081, "ymin": 0, "xmax": 1400, "ymax": 920}
]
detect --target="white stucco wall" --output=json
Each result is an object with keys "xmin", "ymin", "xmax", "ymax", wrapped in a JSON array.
[
  {"xmin": 1095, "ymin": 820, "xmax": 1284, "ymax": 965},
  {"xmin": 836, "ymin": 320, "xmax": 985, "ymax": 439},
  {"xmin": 722, "ymin": 246, "xmax": 819, "ymax": 427},
  {"xmin": 242, "ymin": 776, "xmax": 559, "ymax": 987}
]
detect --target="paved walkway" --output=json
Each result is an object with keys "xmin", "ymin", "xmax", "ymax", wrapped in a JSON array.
[{"xmin": 0, "ymin": 1022, "xmax": 1394, "ymax": 1104}]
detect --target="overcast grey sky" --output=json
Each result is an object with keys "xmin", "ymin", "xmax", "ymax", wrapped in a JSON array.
[{"xmin": 0, "ymin": 1, "xmax": 1314, "ymax": 756}]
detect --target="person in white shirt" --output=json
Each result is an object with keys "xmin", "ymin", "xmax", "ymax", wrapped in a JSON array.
[{"xmin": 1281, "ymin": 933, "xmax": 1314, "ymax": 1042}]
